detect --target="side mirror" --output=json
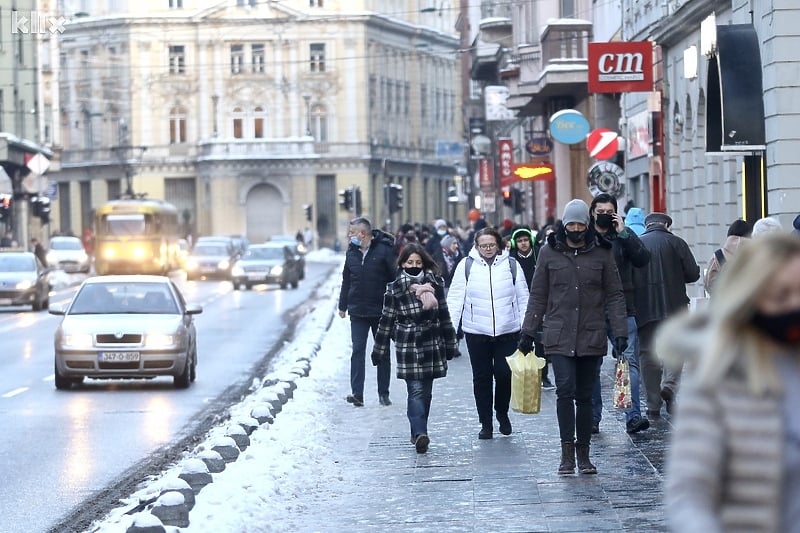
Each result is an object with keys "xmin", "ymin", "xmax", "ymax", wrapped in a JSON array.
[
  {"xmin": 185, "ymin": 303, "xmax": 203, "ymax": 315},
  {"xmin": 49, "ymin": 303, "xmax": 66, "ymax": 315}
]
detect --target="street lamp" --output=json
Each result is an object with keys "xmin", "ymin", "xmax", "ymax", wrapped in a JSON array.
[{"xmin": 302, "ymin": 93, "xmax": 312, "ymax": 137}]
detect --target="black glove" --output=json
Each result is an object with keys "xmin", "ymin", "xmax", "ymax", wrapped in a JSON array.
[
  {"xmin": 371, "ymin": 351, "xmax": 382, "ymax": 367},
  {"xmin": 614, "ymin": 337, "xmax": 628, "ymax": 358},
  {"xmin": 517, "ymin": 334, "xmax": 534, "ymax": 355}
]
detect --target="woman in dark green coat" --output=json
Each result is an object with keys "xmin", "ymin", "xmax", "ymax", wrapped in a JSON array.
[{"xmin": 371, "ymin": 243, "xmax": 459, "ymax": 454}]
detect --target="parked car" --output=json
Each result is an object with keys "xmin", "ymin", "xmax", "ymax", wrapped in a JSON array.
[
  {"xmin": 269, "ymin": 236, "xmax": 306, "ymax": 280},
  {"xmin": 47, "ymin": 236, "xmax": 91, "ymax": 273},
  {"xmin": 50, "ymin": 275, "xmax": 202, "ymax": 389},
  {"xmin": 0, "ymin": 251, "xmax": 50, "ymax": 311},
  {"xmin": 195, "ymin": 236, "xmax": 241, "ymax": 258},
  {"xmin": 185, "ymin": 241, "xmax": 237, "ymax": 280},
  {"xmin": 231, "ymin": 243, "xmax": 301, "ymax": 290}
]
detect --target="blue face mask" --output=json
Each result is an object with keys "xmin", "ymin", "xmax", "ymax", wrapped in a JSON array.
[
  {"xmin": 437, "ymin": 229, "xmax": 447, "ymax": 236},
  {"xmin": 350, "ymin": 236, "xmax": 362, "ymax": 247}
]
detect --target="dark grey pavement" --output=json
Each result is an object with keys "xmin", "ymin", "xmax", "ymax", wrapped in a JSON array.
[{"xmin": 287, "ymin": 340, "xmax": 673, "ymax": 532}]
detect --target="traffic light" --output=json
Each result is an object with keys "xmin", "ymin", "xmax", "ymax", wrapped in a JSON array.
[
  {"xmin": 303, "ymin": 203, "xmax": 313, "ymax": 221},
  {"xmin": 30, "ymin": 197, "xmax": 41, "ymax": 217},
  {"xmin": 502, "ymin": 188, "xmax": 513, "ymax": 207},
  {"xmin": 338, "ymin": 189, "xmax": 352, "ymax": 211},
  {"xmin": 353, "ymin": 187, "xmax": 362, "ymax": 216},
  {"xmin": 513, "ymin": 189, "xmax": 524, "ymax": 214},
  {"xmin": 39, "ymin": 197, "xmax": 51, "ymax": 224},
  {"xmin": 387, "ymin": 183, "xmax": 403, "ymax": 213}
]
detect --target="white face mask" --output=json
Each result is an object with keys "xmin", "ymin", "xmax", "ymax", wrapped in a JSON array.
[{"xmin": 437, "ymin": 229, "xmax": 447, "ymax": 236}]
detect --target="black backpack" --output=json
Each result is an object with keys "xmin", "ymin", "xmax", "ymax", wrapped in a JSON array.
[{"xmin": 714, "ymin": 248, "xmax": 726, "ymax": 266}]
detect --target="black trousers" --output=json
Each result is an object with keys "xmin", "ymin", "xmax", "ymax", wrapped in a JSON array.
[
  {"xmin": 465, "ymin": 332, "xmax": 518, "ymax": 426},
  {"xmin": 551, "ymin": 354, "xmax": 601, "ymax": 446}
]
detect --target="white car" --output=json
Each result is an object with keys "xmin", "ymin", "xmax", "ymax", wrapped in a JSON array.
[{"xmin": 47, "ymin": 236, "xmax": 91, "ymax": 273}]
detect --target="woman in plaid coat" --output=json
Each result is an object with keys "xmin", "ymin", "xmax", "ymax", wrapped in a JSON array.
[{"xmin": 371, "ymin": 243, "xmax": 459, "ymax": 453}]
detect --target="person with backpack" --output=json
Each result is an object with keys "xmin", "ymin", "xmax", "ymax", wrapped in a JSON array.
[
  {"xmin": 517, "ymin": 199, "xmax": 627, "ymax": 475},
  {"xmin": 446, "ymin": 227, "xmax": 529, "ymax": 440},
  {"xmin": 704, "ymin": 219, "xmax": 752, "ymax": 295}
]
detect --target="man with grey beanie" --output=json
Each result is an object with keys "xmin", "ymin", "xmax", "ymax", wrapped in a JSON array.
[{"xmin": 518, "ymin": 198, "xmax": 627, "ymax": 475}]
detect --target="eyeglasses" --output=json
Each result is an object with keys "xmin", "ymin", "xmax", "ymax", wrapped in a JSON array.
[{"xmin": 478, "ymin": 243, "xmax": 498, "ymax": 250}]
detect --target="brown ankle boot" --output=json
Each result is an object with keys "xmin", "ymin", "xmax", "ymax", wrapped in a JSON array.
[
  {"xmin": 576, "ymin": 444, "xmax": 597, "ymax": 474},
  {"xmin": 558, "ymin": 442, "xmax": 575, "ymax": 474}
]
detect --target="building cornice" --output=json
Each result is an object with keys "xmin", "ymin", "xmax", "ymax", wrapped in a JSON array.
[{"xmin": 649, "ymin": 0, "xmax": 729, "ymax": 48}]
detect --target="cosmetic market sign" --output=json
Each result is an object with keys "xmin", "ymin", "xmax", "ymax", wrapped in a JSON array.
[{"xmin": 588, "ymin": 41, "xmax": 653, "ymax": 94}]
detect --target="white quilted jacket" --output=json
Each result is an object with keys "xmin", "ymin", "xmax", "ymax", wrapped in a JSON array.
[{"xmin": 446, "ymin": 247, "xmax": 529, "ymax": 337}]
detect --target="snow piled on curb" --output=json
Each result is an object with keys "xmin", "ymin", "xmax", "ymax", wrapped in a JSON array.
[{"xmin": 85, "ymin": 250, "xmax": 348, "ymax": 532}]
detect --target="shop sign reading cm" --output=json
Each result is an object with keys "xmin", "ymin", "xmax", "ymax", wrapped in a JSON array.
[{"xmin": 588, "ymin": 41, "xmax": 653, "ymax": 94}]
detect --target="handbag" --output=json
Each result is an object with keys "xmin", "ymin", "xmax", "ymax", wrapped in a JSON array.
[
  {"xmin": 506, "ymin": 349, "xmax": 546, "ymax": 414},
  {"xmin": 612, "ymin": 357, "xmax": 632, "ymax": 409}
]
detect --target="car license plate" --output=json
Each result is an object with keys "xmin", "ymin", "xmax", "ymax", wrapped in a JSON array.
[
  {"xmin": 247, "ymin": 273, "xmax": 264, "ymax": 280},
  {"xmin": 201, "ymin": 267, "xmax": 215, "ymax": 273},
  {"xmin": 99, "ymin": 351, "xmax": 140, "ymax": 362},
  {"xmin": 0, "ymin": 298, "xmax": 12, "ymax": 305}
]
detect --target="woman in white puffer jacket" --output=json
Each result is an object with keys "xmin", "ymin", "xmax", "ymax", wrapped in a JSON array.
[{"xmin": 446, "ymin": 227, "xmax": 529, "ymax": 440}]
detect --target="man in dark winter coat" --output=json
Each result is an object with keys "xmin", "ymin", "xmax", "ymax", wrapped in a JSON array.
[
  {"xmin": 633, "ymin": 212, "xmax": 700, "ymax": 418},
  {"xmin": 518, "ymin": 199, "xmax": 627, "ymax": 476},
  {"xmin": 589, "ymin": 193, "xmax": 651, "ymax": 434},
  {"xmin": 338, "ymin": 217, "xmax": 398, "ymax": 407}
]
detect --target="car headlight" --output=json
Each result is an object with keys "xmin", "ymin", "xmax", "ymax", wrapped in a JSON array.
[
  {"xmin": 231, "ymin": 265, "xmax": 244, "ymax": 276},
  {"xmin": 16, "ymin": 280, "xmax": 33, "ymax": 290},
  {"xmin": 46, "ymin": 252, "xmax": 57, "ymax": 264},
  {"xmin": 218, "ymin": 259, "xmax": 230, "ymax": 269},
  {"xmin": 63, "ymin": 333, "xmax": 93, "ymax": 348},
  {"xmin": 186, "ymin": 259, "xmax": 198, "ymax": 270},
  {"xmin": 103, "ymin": 248, "xmax": 116, "ymax": 259},
  {"xmin": 144, "ymin": 333, "xmax": 175, "ymax": 348},
  {"xmin": 133, "ymin": 247, "xmax": 146, "ymax": 259},
  {"xmin": 270, "ymin": 265, "xmax": 283, "ymax": 275}
]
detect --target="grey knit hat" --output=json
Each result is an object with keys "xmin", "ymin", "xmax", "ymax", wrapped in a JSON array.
[{"xmin": 562, "ymin": 199, "xmax": 590, "ymax": 226}]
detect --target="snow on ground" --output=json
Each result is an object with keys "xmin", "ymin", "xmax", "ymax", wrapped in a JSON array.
[{"xmin": 87, "ymin": 248, "xmax": 348, "ymax": 532}]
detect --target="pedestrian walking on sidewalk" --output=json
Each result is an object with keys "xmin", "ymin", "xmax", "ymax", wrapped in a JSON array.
[
  {"xmin": 338, "ymin": 217, "xmax": 398, "ymax": 407},
  {"xmin": 703, "ymin": 219, "xmax": 751, "ymax": 295},
  {"xmin": 589, "ymin": 193, "xmax": 651, "ymax": 435},
  {"xmin": 518, "ymin": 199, "xmax": 627, "ymax": 475},
  {"xmin": 370, "ymin": 244, "xmax": 459, "ymax": 453},
  {"xmin": 509, "ymin": 226, "xmax": 553, "ymax": 389},
  {"xmin": 446, "ymin": 227, "xmax": 529, "ymax": 440},
  {"xmin": 657, "ymin": 234, "xmax": 800, "ymax": 533},
  {"xmin": 632, "ymin": 212, "xmax": 700, "ymax": 418}
]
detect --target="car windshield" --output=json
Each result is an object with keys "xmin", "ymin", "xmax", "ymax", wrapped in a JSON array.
[
  {"xmin": 244, "ymin": 247, "xmax": 284, "ymax": 260},
  {"xmin": 50, "ymin": 239, "xmax": 83, "ymax": 251},
  {"xmin": 0, "ymin": 255, "xmax": 34, "ymax": 272},
  {"xmin": 69, "ymin": 282, "xmax": 179, "ymax": 315},
  {"xmin": 192, "ymin": 245, "xmax": 228, "ymax": 256}
]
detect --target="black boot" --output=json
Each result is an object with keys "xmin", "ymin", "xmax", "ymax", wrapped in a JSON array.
[
  {"xmin": 478, "ymin": 423, "xmax": 493, "ymax": 440},
  {"xmin": 576, "ymin": 444, "xmax": 597, "ymax": 474},
  {"xmin": 558, "ymin": 442, "xmax": 575, "ymax": 475}
]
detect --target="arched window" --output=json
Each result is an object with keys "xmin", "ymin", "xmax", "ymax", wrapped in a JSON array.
[
  {"xmin": 311, "ymin": 104, "xmax": 327, "ymax": 142},
  {"xmin": 232, "ymin": 107, "xmax": 244, "ymax": 139},
  {"xmin": 253, "ymin": 106, "xmax": 266, "ymax": 138},
  {"xmin": 169, "ymin": 106, "xmax": 187, "ymax": 144}
]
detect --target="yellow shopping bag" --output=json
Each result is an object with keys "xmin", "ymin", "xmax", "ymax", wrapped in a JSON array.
[{"xmin": 506, "ymin": 349, "xmax": 547, "ymax": 414}]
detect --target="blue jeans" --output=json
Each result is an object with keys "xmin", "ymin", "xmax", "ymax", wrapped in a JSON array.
[
  {"xmin": 350, "ymin": 315, "xmax": 391, "ymax": 399},
  {"xmin": 406, "ymin": 379, "xmax": 433, "ymax": 439},
  {"xmin": 592, "ymin": 316, "xmax": 642, "ymax": 424}
]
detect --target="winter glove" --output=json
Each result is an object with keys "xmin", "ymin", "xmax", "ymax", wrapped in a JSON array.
[
  {"xmin": 613, "ymin": 337, "xmax": 628, "ymax": 358},
  {"xmin": 371, "ymin": 351, "xmax": 382, "ymax": 367},
  {"xmin": 517, "ymin": 334, "xmax": 535, "ymax": 355}
]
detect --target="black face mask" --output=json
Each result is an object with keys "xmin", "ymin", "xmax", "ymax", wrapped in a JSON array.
[
  {"xmin": 565, "ymin": 230, "xmax": 587, "ymax": 244},
  {"xmin": 752, "ymin": 308, "xmax": 800, "ymax": 345},
  {"xmin": 595, "ymin": 213, "xmax": 614, "ymax": 230},
  {"xmin": 404, "ymin": 267, "xmax": 423, "ymax": 277}
]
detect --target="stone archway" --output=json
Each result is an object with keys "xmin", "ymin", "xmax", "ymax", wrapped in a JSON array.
[{"xmin": 245, "ymin": 183, "xmax": 284, "ymax": 243}]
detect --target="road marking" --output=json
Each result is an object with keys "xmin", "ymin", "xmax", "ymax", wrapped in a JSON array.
[
  {"xmin": 43, "ymin": 375, "xmax": 54, "ymax": 382},
  {"xmin": 2, "ymin": 387, "xmax": 29, "ymax": 398}
]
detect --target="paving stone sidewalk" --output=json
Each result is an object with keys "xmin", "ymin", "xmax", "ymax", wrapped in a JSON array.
[{"xmin": 282, "ymin": 319, "xmax": 672, "ymax": 532}]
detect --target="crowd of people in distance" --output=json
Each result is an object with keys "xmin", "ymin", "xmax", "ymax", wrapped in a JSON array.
[{"xmin": 336, "ymin": 205, "xmax": 800, "ymax": 531}]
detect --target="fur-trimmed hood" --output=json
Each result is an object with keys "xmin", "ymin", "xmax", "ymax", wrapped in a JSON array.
[{"xmin": 655, "ymin": 310, "xmax": 712, "ymax": 368}]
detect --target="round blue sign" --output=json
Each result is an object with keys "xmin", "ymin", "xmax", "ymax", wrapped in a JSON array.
[{"xmin": 549, "ymin": 109, "xmax": 591, "ymax": 145}]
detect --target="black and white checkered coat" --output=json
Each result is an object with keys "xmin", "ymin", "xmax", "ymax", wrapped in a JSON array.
[{"xmin": 371, "ymin": 270, "xmax": 458, "ymax": 380}]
